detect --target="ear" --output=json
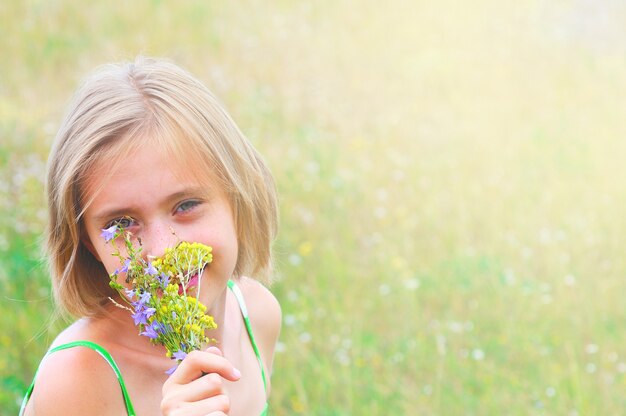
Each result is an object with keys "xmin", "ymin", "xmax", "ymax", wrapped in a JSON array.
[{"xmin": 81, "ymin": 231, "xmax": 102, "ymax": 262}]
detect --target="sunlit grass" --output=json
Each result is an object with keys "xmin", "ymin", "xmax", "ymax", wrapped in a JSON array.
[{"xmin": 2, "ymin": 0, "xmax": 626, "ymax": 414}]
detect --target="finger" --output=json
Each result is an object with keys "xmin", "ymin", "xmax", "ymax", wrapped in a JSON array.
[
  {"xmin": 165, "ymin": 372, "xmax": 225, "ymax": 403},
  {"xmin": 167, "ymin": 394, "xmax": 230, "ymax": 416},
  {"xmin": 168, "ymin": 350, "xmax": 241, "ymax": 385},
  {"xmin": 206, "ymin": 346, "xmax": 222, "ymax": 356}
]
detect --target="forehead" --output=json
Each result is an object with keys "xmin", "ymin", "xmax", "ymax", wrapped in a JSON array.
[{"xmin": 80, "ymin": 133, "xmax": 220, "ymax": 213}]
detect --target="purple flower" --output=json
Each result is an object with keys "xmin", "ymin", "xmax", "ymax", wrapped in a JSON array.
[
  {"xmin": 120, "ymin": 259, "xmax": 131, "ymax": 273},
  {"xmin": 173, "ymin": 350, "xmax": 187, "ymax": 361},
  {"xmin": 138, "ymin": 291, "xmax": 151, "ymax": 304},
  {"xmin": 100, "ymin": 225, "xmax": 118, "ymax": 242},
  {"xmin": 131, "ymin": 310, "xmax": 146, "ymax": 326},
  {"xmin": 158, "ymin": 322, "xmax": 173, "ymax": 335},
  {"xmin": 144, "ymin": 307, "xmax": 156, "ymax": 319},
  {"xmin": 124, "ymin": 289, "xmax": 135, "ymax": 299},
  {"xmin": 152, "ymin": 321, "xmax": 166, "ymax": 334},
  {"xmin": 165, "ymin": 350, "xmax": 187, "ymax": 375},
  {"xmin": 145, "ymin": 262, "xmax": 158, "ymax": 276},
  {"xmin": 165, "ymin": 364, "xmax": 178, "ymax": 375},
  {"xmin": 131, "ymin": 311, "xmax": 144, "ymax": 325},
  {"xmin": 131, "ymin": 307, "xmax": 156, "ymax": 325},
  {"xmin": 158, "ymin": 272, "xmax": 170, "ymax": 288},
  {"xmin": 141, "ymin": 322, "xmax": 159, "ymax": 339}
]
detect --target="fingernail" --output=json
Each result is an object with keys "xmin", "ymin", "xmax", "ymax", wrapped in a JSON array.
[
  {"xmin": 233, "ymin": 367, "xmax": 241, "ymax": 379},
  {"xmin": 207, "ymin": 346, "xmax": 222, "ymax": 355}
]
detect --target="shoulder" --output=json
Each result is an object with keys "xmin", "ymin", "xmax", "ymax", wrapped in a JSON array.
[
  {"xmin": 237, "ymin": 276, "xmax": 282, "ymax": 336},
  {"xmin": 236, "ymin": 277, "xmax": 281, "ymax": 368},
  {"xmin": 26, "ymin": 325, "xmax": 128, "ymax": 415}
]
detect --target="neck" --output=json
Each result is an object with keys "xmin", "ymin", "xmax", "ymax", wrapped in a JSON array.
[
  {"xmin": 204, "ymin": 285, "xmax": 228, "ymax": 348},
  {"xmin": 95, "ymin": 301, "xmax": 166, "ymax": 355}
]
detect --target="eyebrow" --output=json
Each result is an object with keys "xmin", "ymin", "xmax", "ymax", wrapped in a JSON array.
[{"xmin": 92, "ymin": 186, "xmax": 208, "ymax": 223}]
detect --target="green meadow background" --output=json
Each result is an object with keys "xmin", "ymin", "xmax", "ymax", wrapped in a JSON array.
[{"xmin": 2, "ymin": 1, "xmax": 626, "ymax": 414}]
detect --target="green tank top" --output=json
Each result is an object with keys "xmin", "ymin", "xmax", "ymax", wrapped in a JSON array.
[{"xmin": 20, "ymin": 280, "xmax": 269, "ymax": 416}]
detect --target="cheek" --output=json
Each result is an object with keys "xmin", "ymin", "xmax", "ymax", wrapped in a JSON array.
[
  {"xmin": 90, "ymin": 238, "xmax": 127, "ymax": 275},
  {"xmin": 210, "ymin": 229, "xmax": 238, "ymax": 267},
  {"xmin": 203, "ymin": 220, "xmax": 238, "ymax": 273}
]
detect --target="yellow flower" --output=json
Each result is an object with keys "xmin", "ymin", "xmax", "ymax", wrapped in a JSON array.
[{"xmin": 298, "ymin": 241, "xmax": 313, "ymax": 256}]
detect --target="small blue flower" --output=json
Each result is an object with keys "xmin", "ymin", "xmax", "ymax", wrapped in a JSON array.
[
  {"xmin": 141, "ymin": 322, "xmax": 159, "ymax": 339},
  {"xmin": 152, "ymin": 321, "xmax": 166, "ymax": 334},
  {"xmin": 120, "ymin": 259, "xmax": 131, "ymax": 273},
  {"xmin": 100, "ymin": 225, "xmax": 118, "ymax": 242},
  {"xmin": 165, "ymin": 364, "xmax": 178, "ymax": 375},
  {"xmin": 131, "ymin": 310, "xmax": 146, "ymax": 326},
  {"xmin": 139, "ymin": 291, "xmax": 151, "ymax": 304},
  {"xmin": 144, "ymin": 307, "xmax": 156, "ymax": 321},
  {"xmin": 165, "ymin": 349, "xmax": 187, "ymax": 375},
  {"xmin": 145, "ymin": 262, "xmax": 158, "ymax": 276},
  {"xmin": 158, "ymin": 272, "xmax": 170, "ymax": 288},
  {"xmin": 131, "ymin": 307, "xmax": 156, "ymax": 326},
  {"xmin": 173, "ymin": 350, "xmax": 187, "ymax": 361}
]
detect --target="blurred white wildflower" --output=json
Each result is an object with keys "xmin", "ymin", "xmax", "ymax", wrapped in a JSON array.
[
  {"xmin": 335, "ymin": 349, "xmax": 350, "ymax": 366},
  {"xmin": 378, "ymin": 284, "xmax": 391, "ymax": 296},
  {"xmin": 284, "ymin": 314, "xmax": 297, "ymax": 326},
  {"xmin": 404, "ymin": 278, "xmax": 420, "ymax": 290},
  {"xmin": 585, "ymin": 363, "xmax": 597, "ymax": 373},
  {"xmin": 374, "ymin": 206, "xmax": 387, "ymax": 219},
  {"xmin": 564, "ymin": 274, "xmax": 576, "ymax": 286},
  {"xmin": 448, "ymin": 322, "xmax": 464, "ymax": 334},
  {"xmin": 503, "ymin": 268, "xmax": 516, "ymax": 286},
  {"xmin": 472, "ymin": 349, "xmax": 485, "ymax": 361},
  {"xmin": 521, "ymin": 247, "xmax": 533, "ymax": 260},
  {"xmin": 288, "ymin": 254, "xmax": 302, "ymax": 266},
  {"xmin": 541, "ymin": 294, "xmax": 553, "ymax": 304},
  {"xmin": 375, "ymin": 188, "xmax": 388, "ymax": 201}
]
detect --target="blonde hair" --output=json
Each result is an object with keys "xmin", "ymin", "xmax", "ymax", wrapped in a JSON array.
[{"xmin": 46, "ymin": 57, "xmax": 278, "ymax": 317}]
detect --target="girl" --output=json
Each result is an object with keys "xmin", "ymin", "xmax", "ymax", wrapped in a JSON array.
[{"xmin": 20, "ymin": 57, "xmax": 281, "ymax": 415}]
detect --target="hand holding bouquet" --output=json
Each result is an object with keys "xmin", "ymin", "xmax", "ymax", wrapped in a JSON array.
[{"xmin": 102, "ymin": 224, "xmax": 216, "ymax": 374}]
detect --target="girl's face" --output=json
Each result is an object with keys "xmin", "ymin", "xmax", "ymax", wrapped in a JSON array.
[{"xmin": 81, "ymin": 142, "xmax": 238, "ymax": 309}]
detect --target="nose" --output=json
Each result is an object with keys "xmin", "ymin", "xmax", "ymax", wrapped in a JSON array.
[{"xmin": 141, "ymin": 221, "xmax": 177, "ymax": 259}]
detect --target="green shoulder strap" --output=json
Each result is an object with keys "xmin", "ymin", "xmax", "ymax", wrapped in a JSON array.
[
  {"xmin": 227, "ymin": 279, "xmax": 269, "ymax": 394},
  {"xmin": 19, "ymin": 340, "xmax": 136, "ymax": 416}
]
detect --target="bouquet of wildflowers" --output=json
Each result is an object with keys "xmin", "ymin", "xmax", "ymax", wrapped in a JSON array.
[{"xmin": 102, "ymin": 224, "xmax": 216, "ymax": 374}]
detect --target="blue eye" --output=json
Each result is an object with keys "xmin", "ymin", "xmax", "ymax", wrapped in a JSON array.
[
  {"xmin": 105, "ymin": 217, "xmax": 135, "ymax": 230},
  {"xmin": 176, "ymin": 200, "xmax": 200, "ymax": 213}
]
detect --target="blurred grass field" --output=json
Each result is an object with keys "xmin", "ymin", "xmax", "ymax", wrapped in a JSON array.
[{"xmin": 2, "ymin": 0, "xmax": 626, "ymax": 414}]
